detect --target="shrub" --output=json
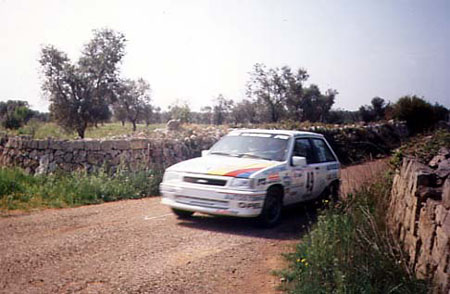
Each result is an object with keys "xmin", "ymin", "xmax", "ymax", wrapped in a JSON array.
[{"xmin": 392, "ymin": 96, "xmax": 448, "ymax": 134}]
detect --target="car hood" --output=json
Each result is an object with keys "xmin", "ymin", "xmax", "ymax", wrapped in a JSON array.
[{"xmin": 167, "ymin": 155, "xmax": 280, "ymax": 178}]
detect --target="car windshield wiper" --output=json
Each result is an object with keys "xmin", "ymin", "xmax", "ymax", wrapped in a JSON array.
[{"xmin": 237, "ymin": 153, "xmax": 272, "ymax": 160}]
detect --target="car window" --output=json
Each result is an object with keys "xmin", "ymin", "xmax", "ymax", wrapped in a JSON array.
[
  {"xmin": 293, "ymin": 138, "xmax": 316, "ymax": 164},
  {"xmin": 311, "ymin": 138, "xmax": 336, "ymax": 163}
]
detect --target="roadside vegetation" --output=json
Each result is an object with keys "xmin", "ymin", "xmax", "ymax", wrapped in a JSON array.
[
  {"xmin": 0, "ymin": 166, "xmax": 161, "ymax": 212},
  {"xmin": 390, "ymin": 129, "xmax": 450, "ymax": 168},
  {"xmin": 277, "ymin": 175, "xmax": 428, "ymax": 293}
]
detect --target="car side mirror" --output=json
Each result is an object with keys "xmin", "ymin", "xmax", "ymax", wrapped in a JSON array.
[
  {"xmin": 292, "ymin": 156, "xmax": 307, "ymax": 167},
  {"xmin": 201, "ymin": 150, "xmax": 209, "ymax": 157}
]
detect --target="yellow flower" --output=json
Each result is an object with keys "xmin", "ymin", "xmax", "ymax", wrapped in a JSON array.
[
  {"xmin": 301, "ymin": 258, "xmax": 306, "ymax": 263},
  {"xmin": 296, "ymin": 258, "xmax": 301, "ymax": 263},
  {"xmin": 305, "ymin": 262, "xmax": 309, "ymax": 266}
]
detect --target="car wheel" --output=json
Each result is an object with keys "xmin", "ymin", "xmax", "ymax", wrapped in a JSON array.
[
  {"xmin": 171, "ymin": 208, "xmax": 194, "ymax": 219},
  {"xmin": 328, "ymin": 181, "xmax": 340, "ymax": 201},
  {"xmin": 256, "ymin": 188, "xmax": 283, "ymax": 228}
]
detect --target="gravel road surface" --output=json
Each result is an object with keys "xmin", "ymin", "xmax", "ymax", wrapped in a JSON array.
[{"xmin": 0, "ymin": 160, "xmax": 388, "ymax": 294}]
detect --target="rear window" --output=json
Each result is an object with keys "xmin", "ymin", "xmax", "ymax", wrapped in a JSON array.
[{"xmin": 311, "ymin": 138, "xmax": 336, "ymax": 163}]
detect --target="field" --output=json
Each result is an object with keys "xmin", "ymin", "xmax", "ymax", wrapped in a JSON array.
[{"xmin": 0, "ymin": 122, "xmax": 166, "ymax": 139}]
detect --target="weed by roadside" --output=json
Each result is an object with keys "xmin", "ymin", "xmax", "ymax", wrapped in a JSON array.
[
  {"xmin": 276, "ymin": 174, "xmax": 428, "ymax": 293},
  {"xmin": 0, "ymin": 167, "xmax": 162, "ymax": 211}
]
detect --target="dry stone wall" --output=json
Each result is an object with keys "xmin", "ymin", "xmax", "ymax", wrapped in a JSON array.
[
  {"xmin": 387, "ymin": 148, "xmax": 450, "ymax": 293},
  {"xmin": 0, "ymin": 135, "xmax": 222, "ymax": 174},
  {"xmin": 0, "ymin": 122, "xmax": 409, "ymax": 174}
]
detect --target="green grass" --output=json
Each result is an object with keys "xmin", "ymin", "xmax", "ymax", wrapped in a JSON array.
[
  {"xmin": 1, "ymin": 122, "xmax": 165, "ymax": 139},
  {"xmin": 0, "ymin": 166, "xmax": 162, "ymax": 211},
  {"xmin": 277, "ymin": 174, "xmax": 428, "ymax": 294}
]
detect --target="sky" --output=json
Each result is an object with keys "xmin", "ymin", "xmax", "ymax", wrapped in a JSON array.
[{"xmin": 1, "ymin": 0, "xmax": 449, "ymax": 112}]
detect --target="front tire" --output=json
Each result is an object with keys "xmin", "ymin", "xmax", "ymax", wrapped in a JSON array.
[
  {"xmin": 328, "ymin": 181, "xmax": 340, "ymax": 201},
  {"xmin": 171, "ymin": 208, "xmax": 194, "ymax": 219},
  {"xmin": 256, "ymin": 188, "xmax": 283, "ymax": 228}
]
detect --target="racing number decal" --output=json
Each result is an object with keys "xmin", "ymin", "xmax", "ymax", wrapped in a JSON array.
[{"xmin": 306, "ymin": 171, "xmax": 314, "ymax": 193}]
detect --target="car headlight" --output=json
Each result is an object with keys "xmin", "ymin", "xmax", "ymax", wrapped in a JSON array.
[
  {"xmin": 229, "ymin": 178, "xmax": 254, "ymax": 189},
  {"xmin": 163, "ymin": 171, "xmax": 182, "ymax": 182}
]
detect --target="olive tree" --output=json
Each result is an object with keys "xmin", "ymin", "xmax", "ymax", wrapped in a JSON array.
[
  {"xmin": 39, "ymin": 29, "xmax": 126, "ymax": 138},
  {"xmin": 113, "ymin": 78, "xmax": 152, "ymax": 131}
]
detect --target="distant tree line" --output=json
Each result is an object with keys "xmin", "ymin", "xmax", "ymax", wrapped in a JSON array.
[
  {"xmin": 2, "ymin": 28, "xmax": 444, "ymax": 138},
  {"xmin": 0, "ymin": 100, "xmax": 49, "ymax": 130}
]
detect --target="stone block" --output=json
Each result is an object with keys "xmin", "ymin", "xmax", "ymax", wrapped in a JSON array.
[
  {"xmin": 38, "ymin": 140, "xmax": 48, "ymax": 149},
  {"xmin": 114, "ymin": 140, "xmax": 130, "ymax": 150},
  {"xmin": 431, "ymin": 226, "xmax": 450, "ymax": 266},
  {"xmin": 60, "ymin": 141, "xmax": 73, "ymax": 152},
  {"xmin": 63, "ymin": 153, "xmax": 73, "ymax": 162},
  {"xmin": 418, "ymin": 201, "xmax": 438, "ymax": 252},
  {"xmin": 435, "ymin": 206, "xmax": 449, "ymax": 228},
  {"xmin": 442, "ymin": 179, "xmax": 450, "ymax": 209},
  {"xmin": 87, "ymin": 152, "xmax": 104, "ymax": 165},
  {"xmin": 85, "ymin": 141, "xmax": 101, "ymax": 151},
  {"xmin": 49, "ymin": 140, "xmax": 64, "ymax": 150},
  {"xmin": 129, "ymin": 139, "xmax": 147, "ymax": 150},
  {"xmin": 101, "ymin": 140, "xmax": 115, "ymax": 151},
  {"xmin": 71, "ymin": 140, "xmax": 85, "ymax": 150},
  {"xmin": 29, "ymin": 140, "xmax": 38, "ymax": 149}
]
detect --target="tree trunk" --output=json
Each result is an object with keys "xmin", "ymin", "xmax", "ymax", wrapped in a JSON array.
[
  {"xmin": 77, "ymin": 121, "xmax": 87, "ymax": 139},
  {"xmin": 121, "ymin": 120, "xmax": 125, "ymax": 126},
  {"xmin": 132, "ymin": 120, "xmax": 137, "ymax": 132},
  {"xmin": 77, "ymin": 128, "xmax": 85, "ymax": 139}
]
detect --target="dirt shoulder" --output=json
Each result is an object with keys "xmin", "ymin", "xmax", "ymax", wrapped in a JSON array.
[{"xmin": 0, "ymin": 159, "xmax": 388, "ymax": 294}]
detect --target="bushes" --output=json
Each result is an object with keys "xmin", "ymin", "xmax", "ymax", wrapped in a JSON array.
[
  {"xmin": 0, "ymin": 167, "xmax": 162, "ymax": 210},
  {"xmin": 277, "ymin": 175, "xmax": 428, "ymax": 293},
  {"xmin": 392, "ymin": 96, "xmax": 448, "ymax": 134}
]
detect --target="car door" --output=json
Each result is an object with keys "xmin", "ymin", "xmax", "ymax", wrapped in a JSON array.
[
  {"xmin": 285, "ymin": 137, "xmax": 316, "ymax": 204},
  {"xmin": 309, "ymin": 138, "xmax": 340, "ymax": 199}
]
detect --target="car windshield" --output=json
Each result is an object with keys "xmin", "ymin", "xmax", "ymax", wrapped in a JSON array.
[{"xmin": 209, "ymin": 133, "xmax": 290, "ymax": 161}]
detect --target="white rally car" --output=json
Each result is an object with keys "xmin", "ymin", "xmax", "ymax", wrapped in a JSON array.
[{"xmin": 160, "ymin": 129, "xmax": 340, "ymax": 227}]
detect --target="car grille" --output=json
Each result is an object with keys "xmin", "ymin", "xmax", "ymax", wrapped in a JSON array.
[
  {"xmin": 183, "ymin": 176, "xmax": 227, "ymax": 186},
  {"xmin": 175, "ymin": 195, "xmax": 229, "ymax": 209}
]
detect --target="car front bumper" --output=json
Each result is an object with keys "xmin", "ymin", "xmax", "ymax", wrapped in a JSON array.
[{"xmin": 160, "ymin": 183, "xmax": 266, "ymax": 217}]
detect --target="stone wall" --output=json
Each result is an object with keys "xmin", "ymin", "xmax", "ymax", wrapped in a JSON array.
[
  {"xmin": 387, "ymin": 148, "xmax": 450, "ymax": 293},
  {"xmin": 0, "ymin": 135, "xmax": 222, "ymax": 174},
  {"xmin": 0, "ymin": 121, "xmax": 409, "ymax": 174}
]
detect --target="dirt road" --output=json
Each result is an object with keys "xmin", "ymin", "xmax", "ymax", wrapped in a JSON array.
[{"xmin": 0, "ymin": 160, "xmax": 388, "ymax": 294}]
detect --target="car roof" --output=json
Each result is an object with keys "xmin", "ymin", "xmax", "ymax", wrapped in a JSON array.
[{"xmin": 228, "ymin": 128, "xmax": 324, "ymax": 138}]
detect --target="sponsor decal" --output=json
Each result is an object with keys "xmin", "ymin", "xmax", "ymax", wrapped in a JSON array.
[
  {"xmin": 267, "ymin": 173, "xmax": 280, "ymax": 182},
  {"xmin": 294, "ymin": 170, "xmax": 303, "ymax": 178},
  {"xmin": 238, "ymin": 202, "xmax": 262, "ymax": 209},
  {"xmin": 207, "ymin": 163, "xmax": 276, "ymax": 179},
  {"xmin": 224, "ymin": 194, "xmax": 264, "ymax": 201},
  {"xmin": 282, "ymin": 175, "xmax": 292, "ymax": 186},
  {"xmin": 306, "ymin": 171, "xmax": 314, "ymax": 193},
  {"xmin": 262, "ymin": 165, "xmax": 286, "ymax": 176},
  {"xmin": 257, "ymin": 178, "xmax": 266, "ymax": 186}
]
